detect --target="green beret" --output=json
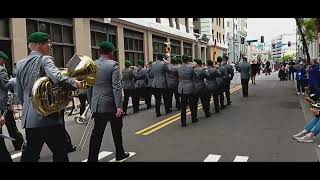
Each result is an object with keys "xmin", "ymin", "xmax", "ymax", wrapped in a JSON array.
[
  {"xmin": 137, "ymin": 60, "xmax": 144, "ymax": 66},
  {"xmin": 99, "ymin": 41, "xmax": 115, "ymax": 52},
  {"xmin": 217, "ymin": 56, "xmax": 223, "ymax": 63},
  {"xmin": 125, "ymin": 60, "xmax": 131, "ymax": 67},
  {"xmin": 195, "ymin": 59, "xmax": 202, "ymax": 65},
  {"xmin": 28, "ymin": 32, "xmax": 50, "ymax": 43},
  {"xmin": 0, "ymin": 51, "xmax": 8, "ymax": 60}
]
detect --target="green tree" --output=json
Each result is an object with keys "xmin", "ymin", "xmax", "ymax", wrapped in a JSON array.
[
  {"xmin": 282, "ymin": 54, "xmax": 294, "ymax": 62},
  {"xmin": 295, "ymin": 18, "xmax": 319, "ymax": 62}
]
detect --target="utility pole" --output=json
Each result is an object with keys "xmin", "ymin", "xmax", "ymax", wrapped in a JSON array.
[{"xmin": 233, "ymin": 18, "xmax": 235, "ymax": 63}]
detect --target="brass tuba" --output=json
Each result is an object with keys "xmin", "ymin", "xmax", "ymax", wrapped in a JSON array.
[{"xmin": 31, "ymin": 54, "xmax": 96, "ymax": 117}]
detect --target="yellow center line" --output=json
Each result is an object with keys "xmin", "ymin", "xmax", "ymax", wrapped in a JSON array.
[{"xmin": 135, "ymin": 84, "xmax": 242, "ymax": 135}]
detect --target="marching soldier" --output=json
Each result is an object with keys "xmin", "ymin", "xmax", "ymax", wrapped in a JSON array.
[
  {"xmin": 216, "ymin": 56, "xmax": 228, "ymax": 109},
  {"xmin": 166, "ymin": 57, "xmax": 180, "ymax": 111},
  {"xmin": 122, "ymin": 60, "xmax": 138, "ymax": 115},
  {"xmin": 222, "ymin": 56, "xmax": 234, "ymax": 105},
  {"xmin": 133, "ymin": 60, "xmax": 151, "ymax": 111},
  {"xmin": 205, "ymin": 60, "xmax": 221, "ymax": 113},
  {"xmin": 0, "ymin": 50, "xmax": 24, "ymax": 151},
  {"xmin": 0, "ymin": 115, "xmax": 13, "ymax": 162},
  {"xmin": 177, "ymin": 55, "xmax": 197, "ymax": 126},
  {"xmin": 16, "ymin": 32, "xmax": 82, "ymax": 162},
  {"xmin": 193, "ymin": 59, "xmax": 210, "ymax": 118},
  {"xmin": 238, "ymin": 56, "xmax": 252, "ymax": 97},
  {"xmin": 87, "ymin": 41, "xmax": 129, "ymax": 162},
  {"xmin": 151, "ymin": 54, "xmax": 171, "ymax": 117},
  {"xmin": 145, "ymin": 61, "xmax": 154, "ymax": 108}
]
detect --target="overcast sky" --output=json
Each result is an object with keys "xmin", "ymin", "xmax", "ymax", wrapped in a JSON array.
[{"xmin": 246, "ymin": 18, "xmax": 297, "ymax": 45}]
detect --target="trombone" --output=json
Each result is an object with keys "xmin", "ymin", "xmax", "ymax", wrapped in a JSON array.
[{"xmin": 76, "ymin": 105, "xmax": 94, "ymax": 151}]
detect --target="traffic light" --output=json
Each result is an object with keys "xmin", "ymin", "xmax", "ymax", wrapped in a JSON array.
[
  {"xmin": 288, "ymin": 41, "xmax": 291, "ymax": 47},
  {"xmin": 241, "ymin": 37, "xmax": 245, "ymax": 44},
  {"xmin": 261, "ymin": 36, "xmax": 264, "ymax": 43}
]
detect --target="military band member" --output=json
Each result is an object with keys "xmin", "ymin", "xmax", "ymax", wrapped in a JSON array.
[
  {"xmin": 193, "ymin": 59, "xmax": 210, "ymax": 118},
  {"xmin": 216, "ymin": 56, "xmax": 228, "ymax": 109},
  {"xmin": 222, "ymin": 56, "xmax": 234, "ymax": 105},
  {"xmin": 205, "ymin": 60, "xmax": 221, "ymax": 113},
  {"xmin": 133, "ymin": 60, "xmax": 151, "ymax": 111},
  {"xmin": 145, "ymin": 61, "xmax": 154, "ymax": 108},
  {"xmin": 87, "ymin": 41, "xmax": 129, "ymax": 162},
  {"xmin": 177, "ymin": 55, "xmax": 197, "ymax": 126},
  {"xmin": 238, "ymin": 56, "xmax": 252, "ymax": 97},
  {"xmin": 151, "ymin": 54, "xmax": 171, "ymax": 117},
  {"xmin": 166, "ymin": 57, "xmax": 180, "ymax": 111},
  {"xmin": 16, "ymin": 32, "xmax": 82, "ymax": 162},
  {"xmin": 0, "ymin": 51, "xmax": 24, "ymax": 151},
  {"xmin": 0, "ymin": 115, "xmax": 13, "ymax": 162},
  {"xmin": 122, "ymin": 60, "xmax": 138, "ymax": 115}
]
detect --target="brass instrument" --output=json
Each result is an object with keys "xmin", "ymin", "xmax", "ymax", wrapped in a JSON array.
[
  {"xmin": 31, "ymin": 54, "xmax": 96, "ymax": 116},
  {"xmin": 74, "ymin": 105, "xmax": 91, "ymax": 124}
]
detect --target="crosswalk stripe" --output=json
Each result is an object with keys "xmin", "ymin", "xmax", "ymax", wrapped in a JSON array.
[
  {"xmin": 233, "ymin": 156, "xmax": 249, "ymax": 162},
  {"xmin": 81, "ymin": 151, "xmax": 113, "ymax": 162},
  {"xmin": 203, "ymin": 154, "xmax": 221, "ymax": 162},
  {"xmin": 109, "ymin": 152, "xmax": 136, "ymax": 162},
  {"xmin": 11, "ymin": 152, "xmax": 22, "ymax": 159}
]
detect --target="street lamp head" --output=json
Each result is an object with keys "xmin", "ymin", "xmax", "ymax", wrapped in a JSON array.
[{"xmin": 104, "ymin": 18, "xmax": 112, "ymax": 24}]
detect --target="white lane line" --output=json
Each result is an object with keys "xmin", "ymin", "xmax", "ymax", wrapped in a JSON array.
[
  {"xmin": 109, "ymin": 152, "xmax": 136, "ymax": 162},
  {"xmin": 203, "ymin": 154, "xmax": 221, "ymax": 162},
  {"xmin": 233, "ymin": 156, "xmax": 249, "ymax": 162},
  {"xmin": 81, "ymin": 151, "xmax": 113, "ymax": 162},
  {"xmin": 11, "ymin": 152, "xmax": 22, "ymax": 159}
]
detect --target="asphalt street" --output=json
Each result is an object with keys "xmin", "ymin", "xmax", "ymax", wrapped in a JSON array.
[{"xmin": 3, "ymin": 71, "xmax": 318, "ymax": 162}]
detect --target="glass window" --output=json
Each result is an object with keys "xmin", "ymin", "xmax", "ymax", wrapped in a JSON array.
[
  {"xmin": 175, "ymin": 18, "xmax": 180, "ymax": 29},
  {"xmin": 64, "ymin": 46, "xmax": 74, "ymax": 66},
  {"xmin": 91, "ymin": 31, "xmax": 95, "ymax": 46},
  {"xmin": 62, "ymin": 26, "xmax": 73, "ymax": 44},
  {"xmin": 52, "ymin": 24, "xmax": 62, "ymax": 42},
  {"xmin": 38, "ymin": 22, "xmax": 50, "ymax": 34},
  {"xmin": 156, "ymin": 18, "xmax": 161, "ymax": 23},
  {"xmin": 26, "ymin": 19, "xmax": 38, "ymax": 37},
  {"xmin": 0, "ymin": 18, "xmax": 9, "ymax": 38},
  {"xmin": 53, "ymin": 46, "xmax": 64, "ymax": 67},
  {"xmin": 95, "ymin": 32, "xmax": 106, "ymax": 46}
]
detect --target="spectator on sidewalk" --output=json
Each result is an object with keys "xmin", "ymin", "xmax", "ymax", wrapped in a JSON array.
[
  {"xmin": 278, "ymin": 66, "xmax": 287, "ymax": 81},
  {"xmin": 293, "ymin": 107, "xmax": 320, "ymax": 143},
  {"xmin": 296, "ymin": 61, "xmax": 307, "ymax": 95},
  {"xmin": 288, "ymin": 60, "xmax": 296, "ymax": 81},
  {"xmin": 306, "ymin": 59, "xmax": 320, "ymax": 99},
  {"xmin": 250, "ymin": 60, "xmax": 258, "ymax": 85}
]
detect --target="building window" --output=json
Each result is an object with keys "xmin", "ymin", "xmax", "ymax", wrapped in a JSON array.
[
  {"xmin": 194, "ymin": 29, "xmax": 200, "ymax": 34},
  {"xmin": 26, "ymin": 18, "xmax": 74, "ymax": 68},
  {"xmin": 169, "ymin": 18, "xmax": 173, "ymax": 27},
  {"xmin": 0, "ymin": 18, "xmax": 10, "ymax": 38},
  {"xmin": 185, "ymin": 18, "xmax": 189, "ymax": 33},
  {"xmin": 156, "ymin": 18, "xmax": 161, "ymax": 23},
  {"xmin": 152, "ymin": 35, "xmax": 166, "ymax": 61},
  {"xmin": 175, "ymin": 18, "xmax": 180, "ymax": 29},
  {"xmin": 216, "ymin": 18, "xmax": 218, "ymax": 26},
  {"xmin": 90, "ymin": 20, "xmax": 117, "ymax": 61},
  {"xmin": 193, "ymin": 18, "xmax": 199, "ymax": 22},
  {"xmin": 216, "ymin": 32, "xmax": 219, "ymax": 42},
  {"xmin": 227, "ymin": 21, "xmax": 229, "ymax": 27},
  {"xmin": 183, "ymin": 42, "xmax": 192, "ymax": 59},
  {"xmin": 236, "ymin": 25, "xmax": 237, "ymax": 30},
  {"xmin": 223, "ymin": 18, "xmax": 224, "ymax": 28},
  {"xmin": 0, "ymin": 18, "xmax": 13, "ymax": 75},
  {"xmin": 227, "ymin": 32, "xmax": 230, "ymax": 38},
  {"xmin": 171, "ymin": 39, "xmax": 181, "ymax": 59},
  {"xmin": 212, "ymin": 18, "xmax": 214, "ymax": 23},
  {"xmin": 212, "ymin": 30, "xmax": 214, "ymax": 36},
  {"xmin": 124, "ymin": 28, "xmax": 144, "ymax": 66},
  {"xmin": 219, "ymin": 33, "xmax": 221, "ymax": 43}
]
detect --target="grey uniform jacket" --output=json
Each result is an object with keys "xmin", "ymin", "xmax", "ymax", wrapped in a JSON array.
[
  {"xmin": 151, "ymin": 60, "xmax": 169, "ymax": 89},
  {"xmin": 146, "ymin": 67, "xmax": 154, "ymax": 88},
  {"xmin": 16, "ymin": 51, "xmax": 77, "ymax": 129},
  {"xmin": 238, "ymin": 62, "xmax": 252, "ymax": 79},
  {"xmin": 0, "ymin": 66, "xmax": 15, "ymax": 110},
  {"xmin": 193, "ymin": 66, "xmax": 207, "ymax": 95},
  {"xmin": 133, "ymin": 67, "xmax": 147, "ymax": 88},
  {"xmin": 122, "ymin": 67, "xmax": 135, "ymax": 90},
  {"xmin": 217, "ymin": 65, "xmax": 227, "ymax": 88},
  {"xmin": 205, "ymin": 67, "xmax": 221, "ymax": 92},
  {"xmin": 166, "ymin": 64, "xmax": 179, "ymax": 89},
  {"xmin": 87, "ymin": 56, "xmax": 123, "ymax": 114},
  {"xmin": 223, "ymin": 63, "xmax": 234, "ymax": 80},
  {"xmin": 177, "ymin": 64, "xmax": 195, "ymax": 95}
]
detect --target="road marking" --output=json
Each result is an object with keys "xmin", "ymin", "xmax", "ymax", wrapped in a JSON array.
[
  {"xmin": 81, "ymin": 151, "xmax": 113, "ymax": 162},
  {"xmin": 109, "ymin": 152, "xmax": 136, "ymax": 162},
  {"xmin": 136, "ymin": 85, "xmax": 242, "ymax": 135},
  {"xmin": 11, "ymin": 152, "xmax": 22, "ymax": 159},
  {"xmin": 233, "ymin": 156, "xmax": 249, "ymax": 162},
  {"xmin": 203, "ymin": 154, "xmax": 221, "ymax": 162}
]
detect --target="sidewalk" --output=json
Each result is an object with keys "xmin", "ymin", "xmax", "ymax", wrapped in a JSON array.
[{"xmin": 296, "ymin": 81, "xmax": 320, "ymax": 161}]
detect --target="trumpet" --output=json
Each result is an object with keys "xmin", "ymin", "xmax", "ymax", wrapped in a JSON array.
[{"xmin": 76, "ymin": 105, "xmax": 94, "ymax": 151}]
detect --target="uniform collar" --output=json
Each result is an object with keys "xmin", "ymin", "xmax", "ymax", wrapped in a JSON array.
[
  {"xmin": 29, "ymin": 50, "xmax": 43, "ymax": 56},
  {"xmin": 99, "ymin": 55, "xmax": 112, "ymax": 61}
]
